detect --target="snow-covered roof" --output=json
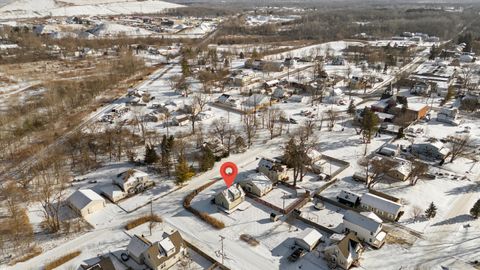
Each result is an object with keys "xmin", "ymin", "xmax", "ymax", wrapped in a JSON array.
[
  {"xmin": 115, "ymin": 169, "xmax": 148, "ymax": 184},
  {"xmin": 158, "ymin": 237, "xmax": 176, "ymax": 257},
  {"xmin": 361, "ymin": 193, "xmax": 402, "ymax": 216},
  {"xmin": 68, "ymin": 189, "xmax": 105, "ymax": 210},
  {"xmin": 343, "ymin": 210, "xmax": 382, "ymax": 233},
  {"xmin": 127, "ymin": 235, "xmax": 151, "ymax": 259},
  {"xmin": 296, "ymin": 228, "xmax": 322, "ymax": 247},
  {"xmin": 218, "ymin": 184, "xmax": 245, "ymax": 203},
  {"xmin": 337, "ymin": 190, "xmax": 360, "ymax": 204},
  {"xmin": 239, "ymin": 173, "xmax": 272, "ymax": 192}
]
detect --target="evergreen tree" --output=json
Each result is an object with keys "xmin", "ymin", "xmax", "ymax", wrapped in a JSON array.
[
  {"xmin": 239, "ymin": 51, "xmax": 245, "ymax": 59},
  {"xmin": 429, "ymin": 44, "xmax": 438, "ymax": 60},
  {"xmin": 397, "ymin": 127, "xmax": 405, "ymax": 139},
  {"xmin": 161, "ymin": 135, "xmax": 174, "ymax": 176},
  {"xmin": 181, "ymin": 57, "xmax": 190, "ymax": 77},
  {"xmin": 361, "ymin": 107, "xmax": 379, "ymax": 144},
  {"xmin": 347, "ymin": 100, "xmax": 356, "ymax": 116},
  {"xmin": 470, "ymin": 199, "xmax": 480, "ymax": 219},
  {"xmin": 425, "ymin": 202, "xmax": 437, "ymax": 219},
  {"xmin": 199, "ymin": 147, "xmax": 216, "ymax": 172},
  {"xmin": 175, "ymin": 156, "xmax": 195, "ymax": 185},
  {"xmin": 144, "ymin": 144, "xmax": 158, "ymax": 164}
]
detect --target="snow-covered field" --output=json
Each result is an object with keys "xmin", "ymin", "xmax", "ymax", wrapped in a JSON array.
[{"xmin": 0, "ymin": 0, "xmax": 183, "ymax": 20}]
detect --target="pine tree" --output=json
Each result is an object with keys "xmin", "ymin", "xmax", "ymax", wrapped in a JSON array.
[
  {"xmin": 181, "ymin": 57, "xmax": 190, "ymax": 77},
  {"xmin": 175, "ymin": 156, "xmax": 195, "ymax": 185},
  {"xmin": 361, "ymin": 107, "xmax": 379, "ymax": 144},
  {"xmin": 347, "ymin": 100, "xmax": 356, "ymax": 116},
  {"xmin": 199, "ymin": 147, "xmax": 215, "ymax": 172},
  {"xmin": 397, "ymin": 127, "xmax": 405, "ymax": 139},
  {"xmin": 425, "ymin": 202, "xmax": 437, "ymax": 219},
  {"xmin": 161, "ymin": 135, "xmax": 174, "ymax": 176},
  {"xmin": 470, "ymin": 199, "xmax": 480, "ymax": 219},
  {"xmin": 144, "ymin": 144, "xmax": 158, "ymax": 164},
  {"xmin": 239, "ymin": 51, "xmax": 245, "ymax": 59}
]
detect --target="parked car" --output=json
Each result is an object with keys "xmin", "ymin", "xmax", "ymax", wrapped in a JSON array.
[{"xmin": 288, "ymin": 247, "xmax": 306, "ymax": 262}]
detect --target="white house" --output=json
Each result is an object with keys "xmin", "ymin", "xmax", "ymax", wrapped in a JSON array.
[
  {"xmin": 360, "ymin": 193, "xmax": 404, "ymax": 221},
  {"xmin": 238, "ymin": 173, "xmax": 273, "ymax": 197},
  {"xmin": 67, "ymin": 189, "xmax": 106, "ymax": 217},
  {"xmin": 114, "ymin": 169, "xmax": 151, "ymax": 194},
  {"xmin": 295, "ymin": 228, "xmax": 323, "ymax": 251},
  {"xmin": 324, "ymin": 232, "xmax": 363, "ymax": 270},
  {"xmin": 257, "ymin": 157, "xmax": 288, "ymax": 182},
  {"xmin": 214, "ymin": 184, "xmax": 246, "ymax": 210},
  {"xmin": 343, "ymin": 211, "xmax": 386, "ymax": 248},
  {"xmin": 99, "ymin": 184, "xmax": 126, "ymax": 202}
]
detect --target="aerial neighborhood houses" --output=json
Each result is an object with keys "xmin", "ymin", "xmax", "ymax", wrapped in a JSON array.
[{"xmin": 127, "ymin": 231, "xmax": 187, "ymax": 270}]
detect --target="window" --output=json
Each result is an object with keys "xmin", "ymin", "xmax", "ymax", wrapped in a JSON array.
[{"xmin": 370, "ymin": 232, "xmax": 373, "ymax": 236}]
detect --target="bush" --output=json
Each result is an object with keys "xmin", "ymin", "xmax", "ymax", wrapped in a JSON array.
[
  {"xmin": 199, "ymin": 212, "xmax": 225, "ymax": 229},
  {"xmin": 44, "ymin": 250, "xmax": 81, "ymax": 270},
  {"xmin": 9, "ymin": 246, "xmax": 42, "ymax": 265},
  {"xmin": 125, "ymin": 214, "xmax": 163, "ymax": 230},
  {"xmin": 183, "ymin": 180, "xmax": 225, "ymax": 229}
]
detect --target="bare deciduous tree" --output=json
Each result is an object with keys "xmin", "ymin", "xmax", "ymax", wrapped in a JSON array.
[{"xmin": 447, "ymin": 135, "xmax": 471, "ymax": 162}]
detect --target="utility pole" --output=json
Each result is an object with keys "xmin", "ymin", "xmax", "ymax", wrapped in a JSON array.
[
  {"xmin": 149, "ymin": 198, "xmax": 153, "ymax": 236},
  {"xmin": 219, "ymin": 235, "xmax": 225, "ymax": 265}
]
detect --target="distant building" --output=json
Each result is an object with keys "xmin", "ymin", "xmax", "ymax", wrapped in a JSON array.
[
  {"xmin": 437, "ymin": 108, "xmax": 460, "ymax": 125},
  {"xmin": 410, "ymin": 81, "xmax": 431, "ymax": 95},
  {"xmin": 343, "ymin": 211, "xmax": 386, "ymax": 248},
  {"xmin": 360, "ymin": 193, "xmax": 404, "ymax": 221},
  {"xmin": 214, "ymin": 184, "xmax": 246, "ymax": 210},
  {"xmin": 67, "ymin": 189, "xmax": 106, "ymax": 217},
  {"xmin": 324, "ymin": 232, "xmax": 363, "ymax": 270},
  {"xmin": 411, "ymin": 141, "xmax": 450, "ymax": 161}
]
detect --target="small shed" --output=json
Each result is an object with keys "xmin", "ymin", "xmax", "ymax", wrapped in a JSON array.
[{"xmin": 295, "ymin": 228, "xmax": 323, "ymax": 251}]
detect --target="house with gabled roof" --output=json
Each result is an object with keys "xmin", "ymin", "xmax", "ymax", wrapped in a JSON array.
[
  {"xmin": 343, "ymin": 211, "xmax": 386, "ymax": 248},
  {"xmin": 214, "ymin": 184, "xmax": 246, "ymax": 210},
  {"xmin": 67, "ymin": 189, "xmax": 106, "ymax": 217},
  {"xmin": 144, "ymin": 231, "xmax": 187, "ymax": 270},
  {"xmin": 360, "ymin": 193, "xmax": 404, "ymax": 221},
  {"xmin": 324, "ymin": 232, "xmax": 363, "ymax": 270},
  {"xmin": 238, "ymin": 173, "xmax": 273, "ymax": 197},
  {"xmin": 127, "ymin": 231, "xmax": 187, "ymax": 270},
  {"xmin": 113, "ymin": 169, "xmax": 150, "ymax": 194}
]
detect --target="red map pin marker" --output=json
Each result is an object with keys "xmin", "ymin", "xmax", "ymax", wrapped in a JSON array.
[{"xmin": 220, "ymin": 162, "xmax": 238, "ymax": 188}]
